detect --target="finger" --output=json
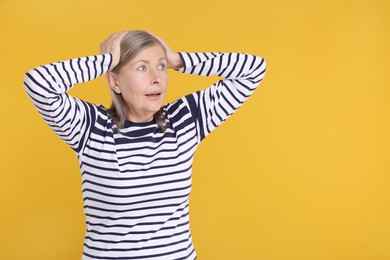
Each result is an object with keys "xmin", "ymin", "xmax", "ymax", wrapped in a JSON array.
[
  {"xmin": 107, "ymin": 31, "xmax": 127, "ymax": 41},
  {"xmin": 102, "ymin": 31, "xmax": 127, "ymax": 48},
  {"xmin": 108, "ymin": 31, "xmax": 128, "ymax": 50},
  {"xmin": 109, "ymin": 33, "xmax": 126, "ymax": 53},
  {"xmin": 100, "ymin": 31, "xmax": 128, "ymax": 54},
  {"xmin": 110, "ymin": 31, "xmax": 128, "ymax": 44}
]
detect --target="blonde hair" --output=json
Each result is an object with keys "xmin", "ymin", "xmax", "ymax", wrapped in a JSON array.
[{"xmin": 108, "ymin": 30, "xmax": 166, "ymax": 132}]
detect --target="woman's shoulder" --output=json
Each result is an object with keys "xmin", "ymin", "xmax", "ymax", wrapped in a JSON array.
[
  {"xmin": 164, "ymin": 95, "xmax": 197, "ymax": 125},
  {"xmin": 94, "ymin": 104, "xmax": 116, "ymax": 128}
]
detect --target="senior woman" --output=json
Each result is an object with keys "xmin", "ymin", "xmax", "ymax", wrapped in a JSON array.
[{"xmin": 24, "ymin": 30, "xmax": 266, "ymax": 260}]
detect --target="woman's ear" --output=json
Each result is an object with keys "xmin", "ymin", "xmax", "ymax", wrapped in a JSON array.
[{"xmin": 106, "ymin": 72, "xmax": 121, "ymax": 94}]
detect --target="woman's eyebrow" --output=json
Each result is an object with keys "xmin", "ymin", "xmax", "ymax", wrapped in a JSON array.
[{"xmin": 135, "ymin": 57, "xmax": 167, "ymax": 64}]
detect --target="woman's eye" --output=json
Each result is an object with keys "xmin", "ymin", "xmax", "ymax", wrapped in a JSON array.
[
  {"xmin": 137, "ymin": 66, "xmax": 146, "ymax": 71},
  {"xmin": 158, "ymin": 64, "xmax": 166, "ymax": 70}
]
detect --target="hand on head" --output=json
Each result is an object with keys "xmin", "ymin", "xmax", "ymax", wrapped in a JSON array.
[
  {"xmin": 100, "ymin": 30, "xmax": 183, "ymax": 72},
  {"xmin": 100, "ymin": 31, "xmax": 128, "ymax": 72},
  {"xmin": 147, "ymin": 32, "xmax": 183, "ymax": 70}
]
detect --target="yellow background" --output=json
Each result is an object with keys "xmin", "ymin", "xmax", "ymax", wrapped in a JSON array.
[{"xmin": 1, "ymin": 0, "xmax": 389, "ymax": 259}]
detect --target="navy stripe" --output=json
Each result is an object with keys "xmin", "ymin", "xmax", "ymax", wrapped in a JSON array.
[
  {"xmin": 84, "ymin": 238, "xmax": 189, "ymax": 252},
  {"xmin": 85, "ymin": 228, "xmax": 189, "ymax": 244},
  {"xmin": 86, "ymin": 220, "xmax": 189, "ymax": 236},
  {"xmin": 82, "ymin": 184, "xmax": 192, "ymax": 199},
  {"xmin": 83, "ymin": 243, "xmax": 191, "ymax": 260},
  {"xmin": 82, "ymin": 174, "xmax": 191, "ymax": 191},
  {"xmin": 83, "ymin": 163, "xmax": 192, "ymax": 181},
  {"xmin": 77, "ymin": 58, "xmax": 85, "ymax": 82},
  {"xmin": 84, "ymin": 193, "xmax": 190, "ymax": 207}
]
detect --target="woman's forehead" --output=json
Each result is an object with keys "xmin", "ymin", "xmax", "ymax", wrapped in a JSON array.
[{"xmin": 132, "ymin": 44, "xmax": 166, "ymax": 62}]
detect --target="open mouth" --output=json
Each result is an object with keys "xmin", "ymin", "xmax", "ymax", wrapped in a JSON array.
[{"xmin": 145, "ymin": 93, "xmax": 161, "ymax": 97}]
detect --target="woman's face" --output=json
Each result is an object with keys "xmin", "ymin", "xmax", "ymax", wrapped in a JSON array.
[{"xmin": 115, "ymin": 44, "xmax": 168, "ymax": 123}]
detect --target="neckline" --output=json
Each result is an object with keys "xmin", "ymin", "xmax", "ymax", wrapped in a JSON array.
[{"xmin": 123, "ymin": 118, "xmax": 156, "ymax": 128}]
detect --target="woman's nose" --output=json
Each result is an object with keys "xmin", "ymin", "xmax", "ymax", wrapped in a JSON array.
[
  {"xmin": 151, "ymin": 78, "xmax": 160, "ymax": 85},
  {"xmin": 150, "ymin": 69, "xmax": 161, "ymax": 85}
]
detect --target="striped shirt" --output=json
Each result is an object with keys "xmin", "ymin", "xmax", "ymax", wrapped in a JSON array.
[{"xmin": 24, "ymin": 52, "xmax": 266, "ymax": 259}]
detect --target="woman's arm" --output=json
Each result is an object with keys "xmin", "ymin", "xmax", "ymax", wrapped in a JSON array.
[
  {"xmin": 151, "ymin": 33, "xmax": 266, "ymax": 142},
  {"xmin": 179, "ymin": 52, "xmax": 266, "ymax": 142},
  {"xmin": 24, "ymin": 54, "xmax": 112, "ymax": 154},
  {"xmin": 24, "ymin": 32, "xmax": 127, "ymax": 154}
]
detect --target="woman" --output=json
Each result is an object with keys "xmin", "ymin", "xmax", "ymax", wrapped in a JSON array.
[{"xmin": 24, "ymin": 30, "xmax": 266, "ymax": 260}]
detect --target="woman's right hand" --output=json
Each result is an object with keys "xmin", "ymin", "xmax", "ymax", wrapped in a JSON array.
[
  {"xmin": 148, "ymin": 32, "xmax": 184, "ymax": 70},
  {"xmin": 100, "ymin": 31, "xmax": 128, "ymax": 71}
]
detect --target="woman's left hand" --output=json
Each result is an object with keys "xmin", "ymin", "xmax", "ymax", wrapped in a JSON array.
[{"xmin": 148, "ymin": 32, "xmax": 184, "ymax": 70}]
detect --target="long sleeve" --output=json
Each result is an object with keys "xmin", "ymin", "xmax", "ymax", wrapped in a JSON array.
[
  {"xmin": 179, "ymin": 52, "xmax": 266, "ymax": 142},
  {"xmin": 24, "ymin": 54, "xmax": 112, "ymax": 154}
]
